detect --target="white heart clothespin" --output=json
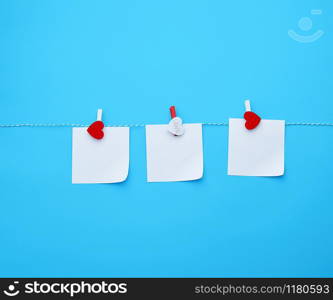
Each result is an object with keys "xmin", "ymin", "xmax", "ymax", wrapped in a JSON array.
[
  {"xmin": 243, "ymin": 100, "xmax": 261, "ymax": 130},
  {"xmin": 168, "ymin": 106, "xmax": 185, "ymax": 136},
  {"xmin": 87, "ymin": 109, "xmax": 105, "ymax": 139}
]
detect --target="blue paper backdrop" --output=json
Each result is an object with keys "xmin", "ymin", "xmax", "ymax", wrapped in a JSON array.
[{"xmin": 1, "ymin": 0, "xmax": 332, "ymax": 277}]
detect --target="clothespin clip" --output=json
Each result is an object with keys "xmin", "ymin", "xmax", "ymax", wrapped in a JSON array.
[
  {"xmin": 87, "ymin": 109, "xmax": 105, "ymax": 139},
  {"xmin": 243, "ymin": 100, "xmax": 261, "ymax": 130},
  {"xmin": 168, "ymin": 106, "xmax": 184, "ymax": 136}
]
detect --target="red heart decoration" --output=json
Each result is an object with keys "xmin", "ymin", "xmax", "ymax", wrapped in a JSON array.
[
  {"xmin": 244, "ymin": 111, "xmax": 261, "ymax": 130},
  {"xmin": 87, "ymin": 121, "xmax": 104, "ymax": 139}
]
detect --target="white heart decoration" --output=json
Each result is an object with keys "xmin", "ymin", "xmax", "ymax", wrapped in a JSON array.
[{"xmin": 168, "ymin": 117, "xmax": 185, "ymax": 136}]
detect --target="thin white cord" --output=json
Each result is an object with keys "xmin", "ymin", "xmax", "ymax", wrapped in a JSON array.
[
  {"xmin": 285, "ymin": 122, "xmax": 333, "ymax": 126},
  {"xmin": 0, "ymin": 122, "xmax": 333, "ymax": 128}
]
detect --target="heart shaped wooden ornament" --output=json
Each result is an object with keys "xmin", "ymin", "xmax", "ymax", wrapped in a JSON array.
[
  {"xmin": 87, "ymin": 120, "xmax": 104, "ymax": 139},
  {"xmin": 244, "ymin": 111, "xmax": 261, "ymax": 130},
  {"xmin": 168, "ymin": 117, "xmax": 185, "ymax": 136}
]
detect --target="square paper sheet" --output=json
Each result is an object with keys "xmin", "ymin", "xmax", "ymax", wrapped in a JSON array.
[
  {"xmin": 146, "ymin": 124, "xmax": 203, "ymax": 182},
  {"xmin": 72, "ymin": 127, "xmax": 129, "ymax": 183},
  {"xmin": 228, "ymin": 118, "xmax": 285, "ymax": 176}
]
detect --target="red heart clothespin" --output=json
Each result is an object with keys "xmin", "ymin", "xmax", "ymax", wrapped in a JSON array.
[
  {"xmin": 168, "ymin": 106, "xmax": 185, "ymax": 136},
  {"xmin": 87, "ymin": 109, "xmax": 104, "ymax": 139},
  {"xmin": 243, "ymin": 100, "xmax": 261, "ymax": 130}
]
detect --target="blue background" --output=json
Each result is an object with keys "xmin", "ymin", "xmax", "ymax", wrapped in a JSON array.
[{"xmin": 0, "ymin": 0, "xmax": 332, "ymax": 277}]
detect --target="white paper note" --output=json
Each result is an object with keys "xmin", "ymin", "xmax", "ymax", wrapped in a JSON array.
[
  {"xmin": 228, "ymin": 118, "xmax": 285, "ymax": 176},
  {"xmin": 72, "ymin": 127, "xmax": 129, "ymax": 183},
  {"xmin": 146, "ymin": 124, "xmax": 203, "ymax": 182}
]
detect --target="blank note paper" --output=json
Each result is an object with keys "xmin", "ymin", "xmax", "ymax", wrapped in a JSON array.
[
  {"xmin": 72, "ymin": 127, "xmax": 129, "ymax": 184},
  {"xmin": 228, "ymin": 119, "xmax": 285, "ymax": 176},
  {"xmin": 146, "ymin": 124, "xmax": 203, "ymax": 182}
]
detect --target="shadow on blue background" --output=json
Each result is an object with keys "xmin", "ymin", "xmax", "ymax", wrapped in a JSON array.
[{"xmin": 0, "ymin": 0, "xmax": 332, "ymax": 277}]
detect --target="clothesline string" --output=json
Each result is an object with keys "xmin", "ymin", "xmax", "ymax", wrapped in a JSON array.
[{"xmin": 1, "ymin": 122, "xmax": 333, "ymax": 128}]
